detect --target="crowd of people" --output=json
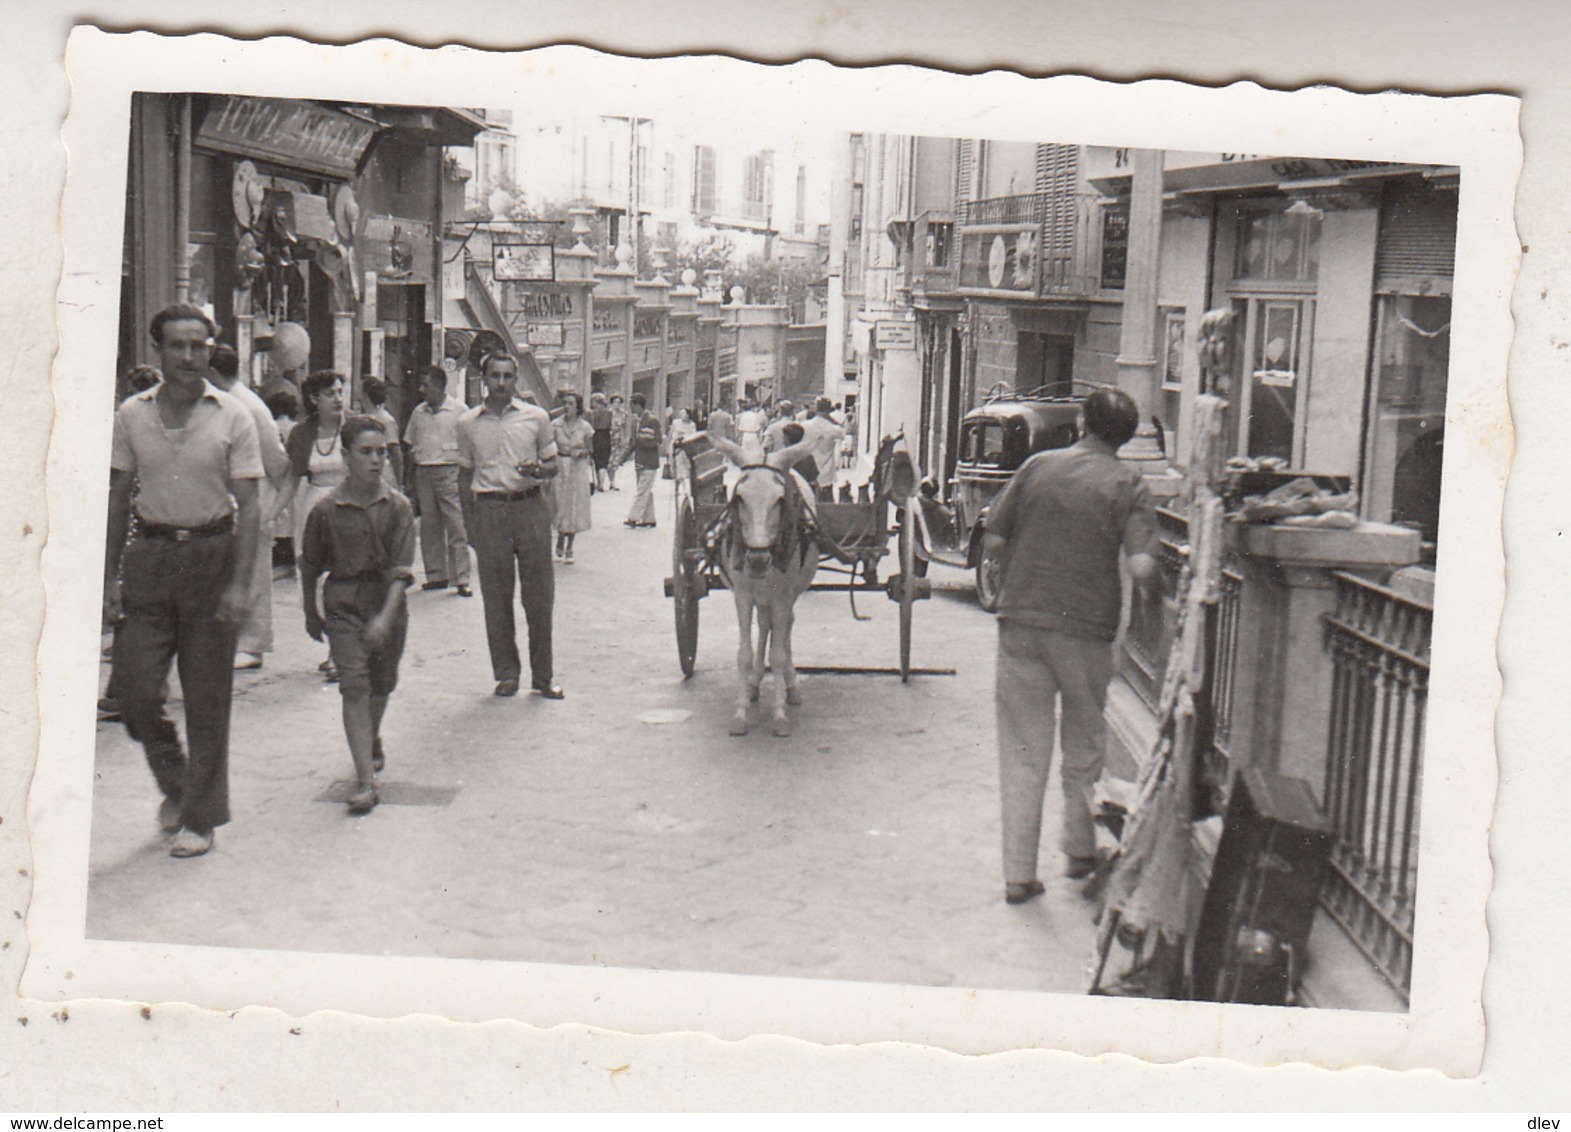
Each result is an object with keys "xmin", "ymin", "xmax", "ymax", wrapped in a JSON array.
[{"xmin": 102, "ymin": 302, "xmax": 1154, "ymax": 907}]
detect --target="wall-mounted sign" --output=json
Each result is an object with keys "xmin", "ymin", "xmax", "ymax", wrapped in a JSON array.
[
  {"xmin": 196, "ymin": 96, "xmax": 379, "ymax": 180},
  {"xmin": 494, "ymin": 243, "xmax": 555, "ymax": 283},
  {"xmin": 634, "ymin": 313, "xmax": 665, "ymax": 339},
  {"xmin": 518, "ymin": 290, "xmax": 574, "ymax": 318},
  {"xmin": 876, "ymin": 321, "xmax": 916, "ymax": 351},
  {"xmin": 527, "ymin": 322, "xmax": 565, "ymax": 348}
]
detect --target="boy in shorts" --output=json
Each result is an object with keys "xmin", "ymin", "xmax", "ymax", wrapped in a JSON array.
[{"xmin": 300, "ymin": 415, "xmax": 415, "ymax": 814}]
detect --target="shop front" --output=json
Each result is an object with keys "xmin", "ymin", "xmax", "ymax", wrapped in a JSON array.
[{"xmin": 118, "ymin": 93, "xmax": 483, "ymax": 418}]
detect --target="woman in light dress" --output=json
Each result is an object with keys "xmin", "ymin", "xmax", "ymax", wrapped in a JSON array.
[
  {"xmin": 552, "ymin": 390, "xmax": 594, "ymax": 564},
  {"xmin": 280, "ymin": 371, "xmax": 348, "ymax": 679}
]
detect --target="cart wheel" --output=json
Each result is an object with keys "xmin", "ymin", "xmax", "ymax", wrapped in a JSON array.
[
  {"xmin": 673, "ymin": 497, "xmax": 700, "ymax": 677},
  {"xmin": 975, "ymin": 538, "xmax": 1003, "ymax": 614},
  {"xmin": 898, "ymin": 505, "xmax": 916, "ymax": 682}
]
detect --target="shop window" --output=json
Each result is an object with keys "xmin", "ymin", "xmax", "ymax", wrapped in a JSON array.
[
  {"xmin": 1367, "ymin": 292, "xmax": 1451, "ymax": 553},
  {"xmin": 1236, "ymin": 206, "xmax": 1321, "ymax": 283},
  {"xmin": 1233, "ymin": 296, "xmax": 1313, "ymax": 464},
  {"xmin": 926, "ymin": 222, "xmax": 952, "ymax": 268}
]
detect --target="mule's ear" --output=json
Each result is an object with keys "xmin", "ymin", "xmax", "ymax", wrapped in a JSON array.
[{"xmin": 708, "ymin": 434, "xmax": 745, "ymax": 464}]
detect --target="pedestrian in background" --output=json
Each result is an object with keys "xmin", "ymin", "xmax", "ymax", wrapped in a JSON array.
[
  {"xmin": 667, "ymin": 406, "xmax": 696, "ymax": 477},
  {"xmin": 622, "ymin": 392, "xmax": 662, "ymax": 529},
  {"xmin": 762, "ymin": 398, "xmax": 795, "ymax": 453},
  {"xmin": 209, "ymin": 344, "xmax": 292, "ymax": 671},
  {"xmin": 552, "ymin": 389, "xmax": 593, "ymax": 564},
  {"xmin": 606, "ymin": 393, "xmax": 628, "ymax": 490},
  {"xmin": 706, "ymin": 396, "xmax": 734, "ymax": 444},
  {"xmin": 103, "ymin": 303, "xmax": 263, "ymax": 858},
  {"xmin": 981, "ymin": 387, "xmax": 1158, "ymax": 904},
  {"xmin": 401, "ymin": 366, "xmax": 472, "ymax": 596},
  {"xmin": 360, "ymin": 376, "xmax": 403, "ymax": 492},
  {"xmin": 588, "ymin": 390, "xmax": 614, "ymax": 493},
  {"xmin": 281, "ymin": 371, "xmax": 350, "ymax": 681},
  {"xmin": 799, "ymin": 397, "xmax": 846, "ymax": 501},
  {"xmin": 263, "ymin": 386, "xmax": 300, "ymax": 574},
  {"xmin": 458, "ymin": 354, "xmax": 563, "ymax": 700},
  {"xmin": 300, "ymin": 414, "xmax": 414, "ymax": 816}
]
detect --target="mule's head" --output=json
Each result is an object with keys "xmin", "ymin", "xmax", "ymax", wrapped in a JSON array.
[{"xmin": 731, "ymin": 465, "xmax": 791, "ymax": 578}]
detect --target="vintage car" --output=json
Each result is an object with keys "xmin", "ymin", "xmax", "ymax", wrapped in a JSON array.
[{"xmin": 912, "ymin": 387, "xmax": 1084, "ymax": 611}]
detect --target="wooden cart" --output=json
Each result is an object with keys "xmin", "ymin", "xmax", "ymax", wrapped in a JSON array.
[{"xmin": 662, "ymin": 433, "xmax": 931, "ymax": 682}]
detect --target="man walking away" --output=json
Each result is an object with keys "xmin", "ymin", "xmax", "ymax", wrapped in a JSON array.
[
  {"xmin": 622, "ymin": 392, "xmax": 662, "ymax": 529},
  {"xmin": 982, "ymin": 387, "xmax": 1159, "ymax": 905},
  {"xmin": 209, "ymin": 344, "xmax": 291, "ymax": 671},
  {"xmin": 402, "ymin": 365, "xmax": 472, "ymax": 597},
  {"xmin": 457, "ymin": 354, "xmax": 563, "ymax": 700},
  {"xmin": 104, "ymin": 304, "xmax": 263, "ymax": 858}
]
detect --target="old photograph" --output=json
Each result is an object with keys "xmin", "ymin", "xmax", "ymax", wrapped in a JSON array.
[{"xmin": 25, "ymin": 29, "xmax": 1516, "ymax": 1073}]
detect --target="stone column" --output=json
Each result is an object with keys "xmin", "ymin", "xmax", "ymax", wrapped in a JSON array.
[
  {"xmin": 1115, "ymin": 148, "xmax": 1166, "ymax": 467},
  {"xmin": 1226, "ymin": 521, "xmax": 1422, "ymax": 799}
]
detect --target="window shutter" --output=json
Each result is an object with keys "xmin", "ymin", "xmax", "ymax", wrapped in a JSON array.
[
  {"xmin": 1377, "ymin": 182, "xmax": 1457, "ymax": 286},
  {"xmin": 1036, "ymin": 144, "xmax": 1078, "ymax": 260}
]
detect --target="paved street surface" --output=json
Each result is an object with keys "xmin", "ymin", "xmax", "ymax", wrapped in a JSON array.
[{"xmin": 88, "ymin": 475, "xmax": 1099, "ymax": 994}]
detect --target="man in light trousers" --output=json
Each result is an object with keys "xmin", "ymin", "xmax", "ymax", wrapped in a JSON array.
[
  {"xmin": 981, "ymin": 387, "xmax": 1158, "ymax": 905},
  {"xmin": 403, "ymin": 365, "xmax": 472, "ymax": 597}
]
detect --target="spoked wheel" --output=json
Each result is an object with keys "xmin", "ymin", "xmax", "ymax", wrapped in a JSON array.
[
  {"xmin": 975, "ymin": 537, "xmax": 1003, "ymax": 614},
  {"xmin": 672, "ymin": 496, "xmax": 701, "ymax": 677},
  {"xmin": 897, "ymin": 505, "xmax": 916, "ymax": 683}
]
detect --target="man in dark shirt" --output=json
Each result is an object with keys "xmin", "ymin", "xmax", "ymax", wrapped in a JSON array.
[
  {"xmin": 981, "ymin": 387, "xmax": 1159, "ymax": 904},
  {"xmin": 622, "ymin": 392, "xmax": 662, "ymax": 528}
]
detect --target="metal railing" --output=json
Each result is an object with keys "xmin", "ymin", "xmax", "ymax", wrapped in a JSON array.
[{"xmin": 1320, "ymin": 571, "xmax": 1430, "ymax": 1002}]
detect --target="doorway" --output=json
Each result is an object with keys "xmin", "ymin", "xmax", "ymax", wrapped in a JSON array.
[{"xmin": 1017, "ymin": 331, "xmax": 1075, "ymax": 396}]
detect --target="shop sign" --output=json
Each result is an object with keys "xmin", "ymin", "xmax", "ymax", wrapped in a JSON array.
[
  {"xmin": 695, "ymin": 347, "xmax": 715, "ymax": 374},
  {"xmin": 518, "ymin": 290, "xmax": 575, "ymax": 319},
  {"xmin": 1084, "ymin": 145, "xmax": 1414, "ymax": 194},
  {"xmin": 876, "ymin": 321, "xmax": 915, "ymax": 350},
  {"xmin": 717, "ymin": 347, "xmax": 737, "ymax": 379},
  {"xmin": 197, "ymin": 96, "xmax": 379, "ymax": 179},
  {"xmin": 593, "ymin": 305, "xmax": 624, "ymax": 332},
  {"xmin": 634, "ymin": 313, "xmax": 664, "ymax": 339},
  {"xmin": 527, "ymin": 322, "xmax": 565, "ymax": 348},
  {"xmin": 494, "ymin": 243, "xmax": 555, "ymax": 283}
]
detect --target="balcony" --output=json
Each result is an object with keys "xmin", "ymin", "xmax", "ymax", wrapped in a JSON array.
[
  {"xmin": 885, "ymin": 210, "xmax": 959, "ymax": 303},
  {"xmin": 956, "ymin": 192, "xmax": 1100, "ymax": 298}
]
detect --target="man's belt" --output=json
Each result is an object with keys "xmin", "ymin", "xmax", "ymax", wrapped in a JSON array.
[
  {"xmin": 137, "ymin": 514, "xmax": 235, "ymax": 541},
  {"xmin": 475, "ymin": 486, "xmax": 543, "ymax": 501}
]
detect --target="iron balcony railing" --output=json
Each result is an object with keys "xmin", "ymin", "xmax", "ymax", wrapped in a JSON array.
[{"xmin": 1321, "ymin": 571, "xmax": 1429, "ymax": 1002}]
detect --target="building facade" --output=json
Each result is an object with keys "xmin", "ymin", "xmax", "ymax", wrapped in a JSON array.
[{"xmin": 119, "ymin": 93, "xmax": 486, "ymax": 428}]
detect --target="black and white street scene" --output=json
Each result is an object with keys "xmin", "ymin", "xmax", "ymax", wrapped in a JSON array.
[{"xmin": 45, "ymin": 42, "xmax": 1500, "ymax": 1060}]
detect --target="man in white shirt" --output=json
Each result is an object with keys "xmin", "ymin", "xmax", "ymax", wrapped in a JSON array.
[
  {"xmin": 105, "ymin": 305, "xmax": 263, "ymax": 858},
  {"xmin": 457, "ymin": 355, "xmax": 562, "ymax": 699},
  {"xmin": 403, "ymin": 365, "xmax": 472, "ymax": 596}
]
